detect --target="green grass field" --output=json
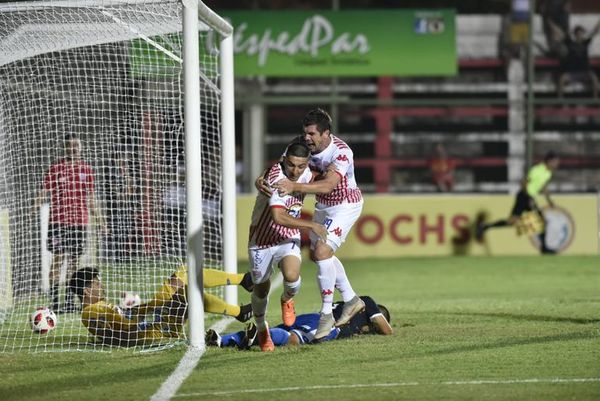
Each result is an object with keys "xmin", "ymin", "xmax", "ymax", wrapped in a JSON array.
[{"xmin": 1, "ymin": 256, "xmax": 599, "ymax": 401}]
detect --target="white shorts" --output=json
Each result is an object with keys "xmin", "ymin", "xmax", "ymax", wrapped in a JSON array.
[
  {"xmin": 309, "ymin": 201, "xmax": 363, "ymax": 252},
  {"xmin": 248, "ymin": 239, "xmax": 301, "ymax": 285}
]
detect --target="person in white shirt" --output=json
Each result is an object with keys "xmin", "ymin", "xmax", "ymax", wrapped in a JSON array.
[
  {"xmin": 249, "ymin": 141, "xmax": 328, "ymax": 351},
  {"xmin": 272, "ymin": 109, "xmax": 365, "ymax": 342}
]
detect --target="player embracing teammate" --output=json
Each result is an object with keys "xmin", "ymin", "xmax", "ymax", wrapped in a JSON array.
[{"xmin": 270, "ymin": 108, "xmax": 366, "ymax": 342}]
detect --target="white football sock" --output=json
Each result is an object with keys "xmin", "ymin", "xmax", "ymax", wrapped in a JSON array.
[
  {"xmin": 316, "ymin": 257, "xmax": 336, "ymax": 314},
  {"xmin": 333, "ymin": 256, "xmax": 356, "ymax": 302},
  {"xmin": 251, "ymin": 292, "xmax": 268, "ymax": 331},
  {"xmin": 281, "ymin": 277, "xmax": 301, "ymax": 302}
]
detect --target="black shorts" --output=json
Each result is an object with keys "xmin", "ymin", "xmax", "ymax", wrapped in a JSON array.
[
  {"xmin": 47, "ymin": 224, "xmax": 87, "ymax": 256},
  {"xmin": 510, "ymin": 190, "xmax": 536, "ymax": 217}
]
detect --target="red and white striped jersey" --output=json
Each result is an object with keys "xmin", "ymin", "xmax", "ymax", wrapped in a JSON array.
[
  {"xmin": 309, "ymin": 135, "xmax": 362, "ymax": 206},
  {"xmin": 248, "ymin": 162, "xmax": 313, "ymax": 248}
]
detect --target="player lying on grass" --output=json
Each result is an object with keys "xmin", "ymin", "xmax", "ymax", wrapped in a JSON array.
[
  {"xmin": 205, "ymin": 295, "xmax": 392, "ymax": 348},
  {"xmin": 70, "ymin": 266, "xmax": 254, "ymax": 347}
]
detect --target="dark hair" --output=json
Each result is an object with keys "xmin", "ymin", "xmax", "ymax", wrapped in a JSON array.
[
  {"xmin": 68, "ymin": 267, "xmax": 100, "ymax": 300},
  {"xmin": 544, "ymin": 151, "xmax": 558, "ymax": 162},
  {"xmin": 302, "ymin": 108, "xmax": 332, "ymax": 134},
  {"xmin": 286, "ymin": 141, "xmax": 310, "ymax": 158},
  {"xmin": 574, "ymin": 25, "xmax": 585, "ymax": 35},
  {"xmin": 377, "ymin": 304, "xmax": 391, "ymax": 323}
]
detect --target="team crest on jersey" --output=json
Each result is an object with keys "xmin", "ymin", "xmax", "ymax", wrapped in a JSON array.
[{"xmin": 288, "ymin": 203, "xmax": 302, "ymax": 218}]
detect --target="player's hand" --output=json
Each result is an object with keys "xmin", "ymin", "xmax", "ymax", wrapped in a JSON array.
[
  {"xmin": 255, "ymin": 176, "xmax": 272, "ymax": 197},
  {"xmin": 312, "ymin": 223, "xmax": 328, "ymax": 243},
  {"xmin": 272, "ymin": 179, "xmax": 295, "ymax": 196}
]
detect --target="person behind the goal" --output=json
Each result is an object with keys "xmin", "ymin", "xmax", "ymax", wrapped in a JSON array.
[{"xmin": 34, "ymin": 135, "xmax": 106, "ymax": 313}]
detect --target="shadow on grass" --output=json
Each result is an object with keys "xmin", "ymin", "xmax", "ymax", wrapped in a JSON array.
[
  {"xmin": 423, "ymin": 330, "xmax": 598, "ymax": 357},
  {"xmin": 4, "ymin": 355, "xmax": 180, "ymax": 400},
  {"xmin": 444, "ymin": 311, "xmax": 600, "ymax": 325}
]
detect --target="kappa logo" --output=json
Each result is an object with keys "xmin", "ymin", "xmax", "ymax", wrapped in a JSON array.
[
  {"xmin": 331, "ymin": 227, "xmax": 343, "ymax": 237},
  {"xmin": 321, "ymin": 289, "xmax": 333, "ymax": 296},
  {"xmin": 336, "ymin": 154, "xmax": 349, "ymax": 163}
]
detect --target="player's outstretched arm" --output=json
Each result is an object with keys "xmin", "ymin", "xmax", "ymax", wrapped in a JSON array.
[
  {"xmin": 274, "ymin": 169, "xmax": 341, "ymax": 196},
  {"xmin": 541, "ymin": 186, "xmax": 555, "ymax": 208},
  {"xmin": 371, "ymin": 315, "xmax": 393, "ymax": 335},
  {"xmin": 271, "ymin": 207, "xmax": 328, "ymax": 242},
  {"xmin": 254, "ymin": 169, "xmax": 272, "ymax": 197}
]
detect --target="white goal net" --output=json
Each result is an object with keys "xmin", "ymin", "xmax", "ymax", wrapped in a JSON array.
[{"xmin": 0, "ymin": 0, "xmax": 233, "ymax": 351}]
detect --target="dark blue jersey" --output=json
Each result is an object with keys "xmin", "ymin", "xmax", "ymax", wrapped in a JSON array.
[{"xmin": 333, "ymin": 296, "xmax": 382, "ymax": 338}]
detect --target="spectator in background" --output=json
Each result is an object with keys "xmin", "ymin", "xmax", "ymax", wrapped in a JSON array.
[
  {"xmin": 429, "ymin": 143, "xmax": 456, "ymax": 192},
  {"xmin": 500, "ymin": 0, "xmax": 531, "ymax": 60},
  {"xmin": 104, "ymin": 156, "xmax": 135, "ymax": 263},
  {"xmin": 541, "ymin": 0, "xmax": 571, "ymax": 59},
  {"xmin": 162, "ymin": 165, "xmax": 186, "ymax": 258},
  {"xmin": 35, "ymin": 135, "xmax": 106, "ymax": 313},
  {"xmin": 550, "ymin": 20, "xmax": 600, "ymax": 98}
]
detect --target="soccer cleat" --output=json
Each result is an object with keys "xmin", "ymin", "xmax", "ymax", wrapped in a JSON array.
[
  {"xmin": 205, "ymin": 329, "xmax": 222, "ymax": 347},
  {"xmin": 312, "ymin": 312, "xmax": 335, "ymax": 342},
  {"xmin": 280, "ymin": 298, "xmax": 296, "ymax": 326},
  {"xmin": 240, "ymin": 272, "xmax": 254, "ymax": 293},
  {"xmin": 235, "ymin": 303, "xmax": 253, "ymax": 323},
  {"xmin": 238, "ymin": 322, "xmax": 258, "ymax": 350},
  {"xmin": 257, "ymin": 326, "xmax": 274, "ymax": 352},
  {"xmin": 335, "ymin": 296, "xmax": 365, "ymax": 327}
]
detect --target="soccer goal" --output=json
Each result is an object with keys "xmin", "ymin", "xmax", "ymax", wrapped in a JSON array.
[{"xmin": 0, "ymin": 0, "xmax": 236, "ymax": 352}]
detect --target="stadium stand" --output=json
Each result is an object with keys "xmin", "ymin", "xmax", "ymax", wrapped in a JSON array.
[{"xmin": 254, "ymin": 15, "xmax": 600, "ymax": 193}]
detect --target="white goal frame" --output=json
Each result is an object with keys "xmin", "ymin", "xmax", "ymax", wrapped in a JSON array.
[
  {"xmin": 0, "ymin": 0, "xmax": 237, "ymax": 350},
  {"xmin": 182, "ymin": 0, "xmax": 237, "ymax": 349}
]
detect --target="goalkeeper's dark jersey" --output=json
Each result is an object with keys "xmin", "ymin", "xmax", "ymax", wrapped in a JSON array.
[{"xmin": 332, "ymin": 296, "xmax": 383, "ymax": 338}]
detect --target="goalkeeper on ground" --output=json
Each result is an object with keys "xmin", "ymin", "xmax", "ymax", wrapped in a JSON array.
[{"xmin": 69, "ymin": 266, "xmax": 254, "ymax": 347}]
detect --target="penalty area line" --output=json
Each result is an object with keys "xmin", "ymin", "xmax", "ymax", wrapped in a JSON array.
[
  {"xmin": 173, "ymin": 377, "xmax": 600, "ymax": 398},
  {"xmin": 150, "ymin": 273, "xmax": 284, "ymax": 401}
]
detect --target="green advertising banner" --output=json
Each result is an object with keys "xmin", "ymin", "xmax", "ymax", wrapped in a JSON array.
[
  {"xmin": 226, "ymin": 9, "xmax": 456, "ymax": 77},
  {"xmin": 130, "ymin": 9, "xmax": 456, "ymax": 78}
]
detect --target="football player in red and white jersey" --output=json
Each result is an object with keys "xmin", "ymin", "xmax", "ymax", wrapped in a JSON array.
[
  {"xmin": 35, "ymin": 135, "xmax": 106, "ymax": 313},
  {"xmin": 273, "ymin": 109, "xmax": 366, "ymax": 342},
  {"xmin": 248, "ymin": 141, "xmax": 328, "ymax": 351}
]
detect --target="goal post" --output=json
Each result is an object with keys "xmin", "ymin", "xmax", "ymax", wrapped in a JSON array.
[
  {"xmin": 182, "ymin": 0, "xmax": 236, "ymax": 349},
  {"xmin": 0, "ymin": 0, "xmax": 236, "ymax": 352}
]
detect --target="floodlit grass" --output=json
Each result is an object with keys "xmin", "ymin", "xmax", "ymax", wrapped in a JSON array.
[{"xmin": 1, "ymin": 256, "xmax": 599, "ymax": 401}]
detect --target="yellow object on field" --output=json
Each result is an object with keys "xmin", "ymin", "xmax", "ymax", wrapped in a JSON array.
[{"xmin": 515, "ymin": 211, "xmax": 544, "ymax": 236}]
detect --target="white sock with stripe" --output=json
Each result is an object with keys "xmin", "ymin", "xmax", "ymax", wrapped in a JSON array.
[
  {"xmin": 333, "ymin": 256, "xmax": 356, "ymax": 302},
  {"xmin": 316, "ymin": 257, "xmax": 336, "ymax": 315}
]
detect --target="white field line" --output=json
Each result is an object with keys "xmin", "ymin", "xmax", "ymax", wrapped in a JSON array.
[
  {"xmin": 150, "ymin": 273, "xmax": 284, "ymax": 401},
  {"xmin": 173, "ymin": 377, "xmax": 600, "ymax": 398}
]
